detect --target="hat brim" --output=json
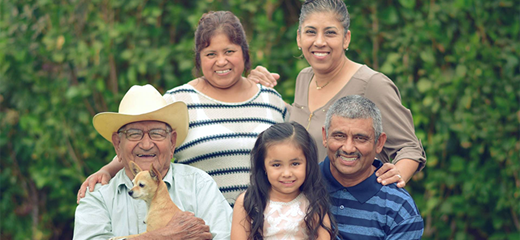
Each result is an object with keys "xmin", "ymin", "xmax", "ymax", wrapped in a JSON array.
[{"xmin": 92, "ymin": 101, "xmax": 188, "ymax": 147}]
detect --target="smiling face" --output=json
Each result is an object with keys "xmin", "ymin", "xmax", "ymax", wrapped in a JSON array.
[
  {"xmin": 112, "ymin": 121, "xmax": 176, "ymax": 180},
  {"xmin": 297, "ymin": 11, "xmax": 350, "ymax": 74},
  {"xmin": 199, "ymin": 32, "xmax": 245, "ymax": 89},
  {"xmin": 322, "ymin": 116, "xmax": 386, "ymax": 187},
  {"xmin": 264, "ymin": 140, "xmax": 307, "ymax": 202}
]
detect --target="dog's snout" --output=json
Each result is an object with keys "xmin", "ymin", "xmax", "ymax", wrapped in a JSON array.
[{"xmin": 128, "ymin": 190, "xmax": 133, "ymax": 196}]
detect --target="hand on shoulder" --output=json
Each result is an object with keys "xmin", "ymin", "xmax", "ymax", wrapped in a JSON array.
[{"xmin": 248, "ymin": 66, "xmax": 279, "ymax": 87}]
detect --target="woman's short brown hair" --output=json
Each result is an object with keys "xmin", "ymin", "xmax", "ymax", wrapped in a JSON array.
[{"xmin": 194, "ymin": 11, "xmax": 251, "ymax": 77}]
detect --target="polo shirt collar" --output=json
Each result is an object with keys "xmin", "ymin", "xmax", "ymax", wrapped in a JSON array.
[
  {"xmin": 116, "ymin": 163, "xmax": 174, "ymax": 193},
  {"xmin": 321, "ymin": 156, "xmax": 384, "ymax": 203}
]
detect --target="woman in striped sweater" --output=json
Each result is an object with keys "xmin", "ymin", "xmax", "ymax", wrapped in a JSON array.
[{"xmin": 77, "ymin": 11, "xmax": 287, "ymax": 207}]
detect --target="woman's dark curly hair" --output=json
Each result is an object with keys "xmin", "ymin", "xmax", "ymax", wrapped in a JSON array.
[
  {"xmin": 243, "ymin": 122, "xmax": 338, "ymax": 239},
  {"xmin": 193, "ymin": 11, "xmax": 251, "ymax": 77}
]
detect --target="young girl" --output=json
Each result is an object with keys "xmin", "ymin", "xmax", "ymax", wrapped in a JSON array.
[{"xmin": 231, "ymin": 122, "xmax": 338, "ymax": 240}]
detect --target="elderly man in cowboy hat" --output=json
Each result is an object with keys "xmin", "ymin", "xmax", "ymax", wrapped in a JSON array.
[{"xmin": 73, "ymin": 84, "xmax": 232, "ymax": 240}]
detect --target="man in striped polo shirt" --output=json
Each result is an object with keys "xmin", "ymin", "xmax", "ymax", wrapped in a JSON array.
[{"xmin": 320, "ymin": 95, "xmax": 424, "ymax": 239}]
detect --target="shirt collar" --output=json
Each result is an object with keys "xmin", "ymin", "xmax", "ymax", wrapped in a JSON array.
[
  {"xmin": 116, "ymin": 163, "xmax": 174, "ymax": 194},
  {"xmin": 320, "ymin": 156, "xmax": 384, "ymax": 203}
]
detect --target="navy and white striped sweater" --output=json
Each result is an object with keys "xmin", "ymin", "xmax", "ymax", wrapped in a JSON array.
[{"xmin": 164, "ymin": 84, "xmax": 287, "ymax": 206}]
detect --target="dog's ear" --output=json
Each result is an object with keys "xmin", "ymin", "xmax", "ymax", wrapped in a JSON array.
[
  {"xmin": 130, "ymin": 161, "xmax": 142, "ymax": 176},
  {"xmin": 149, "ymin": 164, "xmax": 161, "ymax": 183}
]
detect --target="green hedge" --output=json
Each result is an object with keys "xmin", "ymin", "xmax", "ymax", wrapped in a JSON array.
[{"xmin": 1, "ymin": 0, "xmax": 518, "ymax": 239}]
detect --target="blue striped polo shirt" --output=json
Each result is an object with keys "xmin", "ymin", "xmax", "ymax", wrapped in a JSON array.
[{"xmin": 320, "ymin": 157, "xmax": 424, "ymax": 240}]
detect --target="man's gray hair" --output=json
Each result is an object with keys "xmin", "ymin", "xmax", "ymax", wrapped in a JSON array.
[{"xmin": 325, "ymin": 95, "xmax": 383, "ymax": 143}]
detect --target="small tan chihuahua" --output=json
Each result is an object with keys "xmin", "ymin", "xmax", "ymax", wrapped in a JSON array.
[{"xmin": 109, "ymin": 161, "xmax": 182, "ymax": 240}]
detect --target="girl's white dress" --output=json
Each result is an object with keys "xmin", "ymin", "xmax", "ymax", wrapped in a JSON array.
[{"xmin": 263, "ymin": 193, "xmax": 309, "ymax": 240}]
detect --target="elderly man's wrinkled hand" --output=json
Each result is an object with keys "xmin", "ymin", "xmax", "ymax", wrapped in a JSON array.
[{"xmin": 156, "ymin": 211, "xmax": 212, "ymax": 240}]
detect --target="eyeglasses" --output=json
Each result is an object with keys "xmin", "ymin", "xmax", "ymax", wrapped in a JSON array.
[{"xmin": 118, "ymin": 129, "xmax": 172, "ymax": 141}]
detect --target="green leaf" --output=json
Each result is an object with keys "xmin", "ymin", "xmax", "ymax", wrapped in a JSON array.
[
  {"xmin": 455, "ymin": 64, "xmax": 467, "ymax": 77},
  {"xmin": 52, "ymin": 53, "xmax": 65, "ymax": 63},
  {"xmin": 448, "ymin": 156, "xmax": 465, "ymax": 172},
  {"xmin": 380, "ymin": 53, "xmax": 400, "ymax": 74},
  {"xmin": 420, "ymin": 50, "xmax": 435, "ymax": 63},
  {"xmin": 417, "ymin": 78, "xmax": 432, "ymax": 93},
  {"xmin": 121, "ymin": 49, "xmax": 133, "ymax": 60},
  {"xmin": 398, "ymin": 0, "xmax": 416, "ymax": 9}
]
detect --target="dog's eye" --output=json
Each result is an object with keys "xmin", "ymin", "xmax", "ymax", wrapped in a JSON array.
[{"xmin": 139, "ymin": 183, "xmax": 145, "ymax": 187}]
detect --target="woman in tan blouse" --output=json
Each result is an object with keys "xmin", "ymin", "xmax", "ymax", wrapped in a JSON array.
[{"xmin": 251, "ymin": 0, "xmax": 426, "ymax": 188}]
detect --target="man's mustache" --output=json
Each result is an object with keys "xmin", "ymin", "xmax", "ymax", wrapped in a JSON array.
[{"xmin": 335, "ymin": 149, "xmax": 362, "ymax": 159}]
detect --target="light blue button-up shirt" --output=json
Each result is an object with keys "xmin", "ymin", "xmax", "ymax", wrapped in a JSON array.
[{"xmin": 73, "ymin": 163, "xmax": 232, "ymax": 239}]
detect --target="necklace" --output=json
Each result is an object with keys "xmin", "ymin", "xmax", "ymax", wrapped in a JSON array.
[
  {"xmin": 314, "ymin": 60, "xmax": 347, "ymax": 90},
  {"xmin": 315, "ymin": 79, "xmax": 331, "ymax": 90}
]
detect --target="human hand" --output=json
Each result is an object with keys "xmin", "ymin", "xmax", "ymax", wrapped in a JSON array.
[
  {"xmin": 247, "ymin": 65, "xmax": 279, "ymax": 87},
  {"xmin": 153, "ymin": 211, "xmax": 212, "ymax": 240},
  {"xmin": 77, "ymin": 169, "xmax": 112, "ymax": 204},
  {"xmin": 108, "ymin": 212, "xmax": 211, "ymax": 240},
  {"xmin": 375, "ymin": 163, "xmax": 406, "ymax": 188}
]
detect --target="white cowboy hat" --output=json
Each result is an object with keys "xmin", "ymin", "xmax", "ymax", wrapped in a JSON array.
[{"xmin": 92, "ymin": 84, "xmax": 188, "ymax": 146}]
